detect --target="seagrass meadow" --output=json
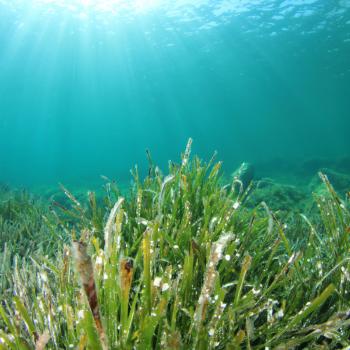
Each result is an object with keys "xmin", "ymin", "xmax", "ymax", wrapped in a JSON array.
[
  {"xmin": 1, "ymin": 140, "xmax": 350, "ymax": 349},
  {"xmin": 1, "ymin": 0, "xmax": 350, "ymax": 349}
]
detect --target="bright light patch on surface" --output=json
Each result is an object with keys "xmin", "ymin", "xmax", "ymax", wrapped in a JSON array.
[
  {"xmin": 0, "ymin": 0, "xmax": 332, "ymax": 19},
  {"xmin": 22, "ymin": 0, "xmax": 162, "ymax": 13},
  {"xmin": 0, "ymin": 0, "xmax": 348, "ymax": 39}
]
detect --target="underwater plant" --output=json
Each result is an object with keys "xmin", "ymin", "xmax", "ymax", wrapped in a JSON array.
[{"xmin": 0, "ymin": 139, "xmax": 350, "ymax": 349}]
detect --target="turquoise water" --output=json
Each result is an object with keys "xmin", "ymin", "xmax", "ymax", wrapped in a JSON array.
[{"xmin": 0, "ymin": 0, "xmax": 349, "ymax": 189}]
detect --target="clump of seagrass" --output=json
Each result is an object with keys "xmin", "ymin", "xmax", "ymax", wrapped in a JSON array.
[
  {"xmin": 1, "ymin": 140, "xmax": 350, "ymax": 349},
  {"xmin": 181, "ymin": 137, "xmax": 192, "ymax": 168},
  {"xmin": 119, "ymin": 257, "xmax": 134, "ymax": 337},
  {"xmin": 104, "ymin": 197, "xmax": 124, "ymax": 258},
  {"xmin": 72, "ymin": 239, "xmax": 108, "ymax": 350},
  {"xmin": 194, "ymin": 233, "xmax": 234, "ymax": 329}
]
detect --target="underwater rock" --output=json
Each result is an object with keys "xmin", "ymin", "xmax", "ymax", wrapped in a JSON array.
[
  {"xmin": 298, "ymin": 158, "xmax": 336, "ymax": 177},
  {"xmin": 247, "ymin": 178, "xmax": 307, "ymax": 211},
  {"xmin": 309, "ymin": 168, "xmax": 350, "ymax": 196},
  {"xmin": 298, "ymin": 156, "xmax": 350, "ymax": 178},
  {"xmin": 231, "ymin": 162, "xmax": 254, "ymax": 191},
  {"xmin": 254, "ymin": 157, "xmax": 297, "ymax": 182}
]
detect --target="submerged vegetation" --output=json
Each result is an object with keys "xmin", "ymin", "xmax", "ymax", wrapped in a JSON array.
[{"xmin": 0, "ymin": 139, "xmax": 350, "ymax": 349}]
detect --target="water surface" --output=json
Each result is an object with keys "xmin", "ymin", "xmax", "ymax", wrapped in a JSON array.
[{"xmin": 0, "ymin": 0, "xmax": 349, "ymax": 188}]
